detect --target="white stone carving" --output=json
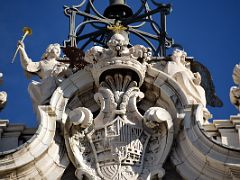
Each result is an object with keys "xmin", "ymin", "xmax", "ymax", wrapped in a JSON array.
[
  {"xmin": 85, "ymin": 33, "xmax": 151, "ymax": 87},
  {"xmin": 69, "ymin": 107, "xmax": 93, "ymax": 127},
  {"xmin": 164, "ymin": 49, "xmax": 207, "ymax": 107},
  {"xmin": 0, "ymin": 91, "xmax": 7, "ymax": 109},
  {"xmin": 144, "ymin": 107, "xmax": 172, "ymax": 129},
  {"xmin": 230, "ymin": 64, "xmax": 240, "ymax": 111},
  {"xmin": 65, "ymin": 107, "xmax": 98, "ymax": 180},
  {"xmin": 18, "ymin": 42, "xmax": 71, "ymax": 106},
  {"xmin": 2, "ymin": 29, "xmax": 240, "ymax": 180},
  {"xmin": 85, "ymin": 33, "xmax": 152, "ymax": 64},
  {"xmin": 62, "ymin": 37, "xmax": 173, "ymax": 179},
  {"xmin": 0, "ymin": 73, "xmax": 7, "ymax": 109}
]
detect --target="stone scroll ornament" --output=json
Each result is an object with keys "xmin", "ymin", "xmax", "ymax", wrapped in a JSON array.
[{"xmin": 64, "ymin": 33, "xmax": 174, "ymax": 180}]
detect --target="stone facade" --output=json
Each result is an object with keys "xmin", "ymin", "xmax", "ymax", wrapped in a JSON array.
[
  {"xmin": 0, "ymin": 120, "xmax": 35, "ymax": 152},
  {"xmin": 1, "ymin": 1, "xmax": 240, "ymax": 180},
  {"xmin": 0, "ymin": 33, "xmax": 240, "ymax": 179}
]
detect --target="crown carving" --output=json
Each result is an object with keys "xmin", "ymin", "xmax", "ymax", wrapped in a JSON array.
[{"xmin": 84, "ymin": 32, "xmax": 152, "ymax": 87}]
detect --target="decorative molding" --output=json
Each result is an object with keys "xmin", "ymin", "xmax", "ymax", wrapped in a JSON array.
[
  {"xmin": 171, "ymin": 105, "xmax": 240, "ymax": 180},
  {"xmin": 0, "ymin": 106, "xmax": 69, "ymax": 179},
  {"xmin": 1, "ymin": 28, "xmax": 240, "ymax": 180}
]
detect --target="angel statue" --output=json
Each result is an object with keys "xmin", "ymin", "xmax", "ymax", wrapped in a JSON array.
[
  {"xmin": 18, "ymin": 42, "xmax": 71, "ymax": 108},
  {"xmin": 164, "ymin": 49, "xmax": 207, "ymax": 107},
  {"xmin": 230, "ymin": 64, "xmax": 240, "ymax": 111}
]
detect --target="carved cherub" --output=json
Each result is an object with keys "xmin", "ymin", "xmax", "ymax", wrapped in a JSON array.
[
  {"xmin": 85, "ymin": 32, "xmax": 152, "ymax": 64},
  {"xmin": 18, "ymin": 42, "xmax": 71, "ymax": 106},
  {"xmin": 85, "ymin": 33, "xmax": 130, "ymax": 63},
  {"xmin": 129, "ymin": 45, "xmax": 152, "ymax": 62},
  {"xmin": 107, "ymin": 32, "xmax": 129, "ymax": 55},
  {"xmin": 84, "ymin": 46, "xmax": 104, "ymax": 64}
]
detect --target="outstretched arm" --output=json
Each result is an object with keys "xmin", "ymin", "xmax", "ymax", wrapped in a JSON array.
[{"xmin": 18, "ymin": 42, "xmax": 40, "ymax": 73}]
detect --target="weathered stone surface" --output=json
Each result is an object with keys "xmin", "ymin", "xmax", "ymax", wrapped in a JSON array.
[{"xmin": 1, "ymin": 16, "xmax": 240, "ymax": 180}]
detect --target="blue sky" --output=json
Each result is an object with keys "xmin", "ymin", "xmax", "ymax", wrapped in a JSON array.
[{"xmin": 0, "ymin": 0, "xmax": 239, "ymax": 127}]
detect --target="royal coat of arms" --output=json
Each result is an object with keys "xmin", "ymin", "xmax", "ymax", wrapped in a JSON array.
[
  {"xmin": 64, "ymin": 48, "xmax": 173, "ymax": 179},
  {"xmin": 88, "ymin": 116, "xmax": 150, "ymax": 179}
]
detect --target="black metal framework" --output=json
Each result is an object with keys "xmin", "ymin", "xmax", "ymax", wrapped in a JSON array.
[{"xmin": 63, "ymin": 0, "xmax": 182, "ymax": 57}]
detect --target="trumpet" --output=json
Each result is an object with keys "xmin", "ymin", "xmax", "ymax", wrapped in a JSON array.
[{"xmin": 11, "ymin": 27, "xmax": 32, "ymax": 63}]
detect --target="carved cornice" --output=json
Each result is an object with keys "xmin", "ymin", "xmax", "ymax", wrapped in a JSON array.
[
  {"xmin": 171, "ymin": 105, "xmax": 240, "ymax": 179},
  {"xmin": 0, "ymin": 106, "xmax": 69, "ymax": 179},
  {"xmin": 1, "ymin": 41, "xmax": 240, "ymax": 179}
]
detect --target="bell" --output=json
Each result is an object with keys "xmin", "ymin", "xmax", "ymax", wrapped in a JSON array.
[{"xmin": 104, "ymin": 0, "xmax": 133, "ymax": 19}]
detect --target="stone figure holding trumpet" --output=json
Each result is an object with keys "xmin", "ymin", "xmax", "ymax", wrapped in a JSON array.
[{"xmin": 14, "ymin": 27, "xmax": 71, "ymax": 109}]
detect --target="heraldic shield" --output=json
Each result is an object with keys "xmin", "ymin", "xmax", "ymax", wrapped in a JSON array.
[{"xmin": 87, "ymin": 116, "xmax": 150, "ymax": 180}]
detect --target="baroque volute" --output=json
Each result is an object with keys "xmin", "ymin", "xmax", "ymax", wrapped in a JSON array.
[{"xmin": 0, "ymin": 1, "xmax": 240, "ymax": 180}]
